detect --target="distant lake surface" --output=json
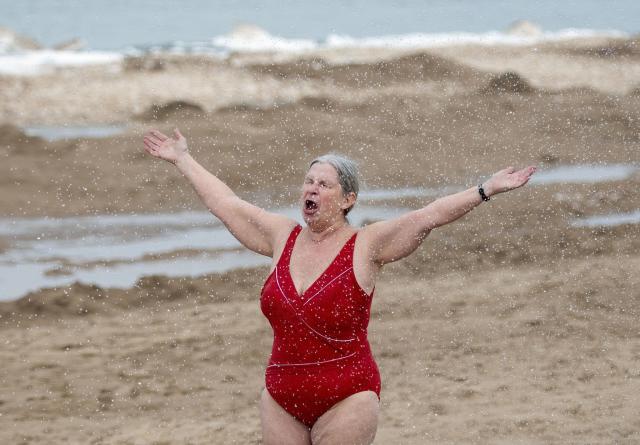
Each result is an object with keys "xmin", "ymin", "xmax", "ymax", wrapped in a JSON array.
[{"xmin": 0, "ymin": 0, "xmax": 637, "ymax": 51}]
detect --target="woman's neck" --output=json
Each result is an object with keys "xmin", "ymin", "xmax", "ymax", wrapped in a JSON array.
[{"xmin": 306, "ymin": 219, "xmax": 349, "ymax": 243}]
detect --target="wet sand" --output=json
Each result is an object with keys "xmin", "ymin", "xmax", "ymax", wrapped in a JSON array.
[{"xmin": 1, "ymin": 37, "xmax": 639, "ymax": 444}]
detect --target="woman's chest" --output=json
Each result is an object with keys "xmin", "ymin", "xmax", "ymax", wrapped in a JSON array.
[
  {"xmin": 289, "ymin": 241, "xmax": 351, "ymax": 294},
  {"xmin": 260, "ymin": 267, "xmax": 370, "ymax": 338}
]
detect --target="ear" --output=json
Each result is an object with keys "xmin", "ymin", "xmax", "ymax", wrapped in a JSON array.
[{"xmin": 340, "ymin": 192, "xmax": 357, "ymax": 210}]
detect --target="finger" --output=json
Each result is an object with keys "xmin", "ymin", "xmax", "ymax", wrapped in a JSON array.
[
  {"xmin": 144, "ymin": 136, "xmax": 161, "ymax": 148},
  {"xmin": 519, "ymin": 167, "xmax": 536, "ymax": 183},
  {"xmin": 143, "ymin": 138, "xmax": 159, "ymax": 150},
  {"xmin": 518, "ymin": 165, "xmax": 536, "ymax": 179},
  {"xmin": 143, "ymin": 140, "xmax": 158, "ymax": 154},
  {"xmin": 144, "ymin": 130, "xmax": 161, "ymax": 142},
  {"xmin": 146, "ymin": 132, "xmax": 164, "ymax": 144},
  {"xmin": 143, "ymin": 144, "xmax": 157, "ymax": 156},
  {"xmin": 151, "ymin": 130, "xmax": 168, "ymax": 141},
  {"xmin": 496, "ymin": 166, "xmax": 514, "ymax": 176},
  {"xmin": 174, "ymin": 128, "xmax": 184, "ymax": 140}
]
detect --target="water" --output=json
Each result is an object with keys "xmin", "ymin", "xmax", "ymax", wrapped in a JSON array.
[
  {"xmin": 0, "ymin": 204, "xmax": 411, "ymax": 301},
  {"xmin": 0, "ymin": 1, "xmax": 636, "ymax": 74},
  {"xmin": 23, "ymin": 125, "xmax": 127, "ymax": 141},
  {"xmin": 571, "ymin": 210, "xmax": 640, "ymax": 228},
  {"xmin": 1, "ymin": 163, "xmax": 637, "ymax": 301},
  {"xmin": 1, "ymin": 0, "xmax": 637, "ymax": 51}
]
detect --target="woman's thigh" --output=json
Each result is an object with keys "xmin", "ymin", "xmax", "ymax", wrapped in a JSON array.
[
  {"xmin": 310, "ymin": 390, "xmax": 379, "ymax": 445},
  {"xmin": 260, "ymin": 388, "xmax": 311, "ymax": 445}
]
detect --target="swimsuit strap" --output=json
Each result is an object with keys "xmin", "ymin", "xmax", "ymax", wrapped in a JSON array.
[
  {"xmin": 280, "ymin": 226, "xmax": 358, "ymax": 271},
  {"xmin": 328, "ymin": 232, "xmax": 358, "ymax": 271},
  {"xmin": 277, "ymin": 225, "xmax": 303, "ymax": 268},
  {"xmin": 344, "ymin": 232, "xmax": 358, "ymax": 262}
]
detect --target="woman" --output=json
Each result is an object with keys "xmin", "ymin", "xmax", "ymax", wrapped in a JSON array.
[{"xmin": 143, "ymin": 129, "xmax": 536, "ymax": 445}]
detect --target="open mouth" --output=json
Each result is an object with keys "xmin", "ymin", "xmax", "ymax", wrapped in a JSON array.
[{"xmin": 304, "ymin": 199, "xmax": 318, "ymax": 213}]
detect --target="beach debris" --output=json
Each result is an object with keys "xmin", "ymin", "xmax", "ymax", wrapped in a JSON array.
[
  {"xmin": 123, "ymin": 55, "xmax": 167, "ymax": 72},
  {"xmin": 0, "ymin": 123, "xmax": 30, "ymax": 144},
  {"xmin": 0, "ymin": 26, "xmax": 41, "ymax": 52},
  {"xmin": 137, "ymin": 100, "xmax": 206, "ymax": 121},
  {"xmin": 0, "ymin": 123, "xmax": 44, "ymax": 154},
  {"xmin": 97, "ymin": 388, "xmax": 115, "ymax": 411},
  {"xmin": 482, "ymin": 71, "xmax": 535, "ymax": 94},
  {"xmin": 298, "ymin": 96, "xmax": 338, "ymax": 111},
  {"xmin": 227, "ymin": 23, "xmax": 272, "ymax": 42},
  {"xmin": 53, "ymin": 37, "xmax": 87, "ymax": 51},
  {"xmin": 252, "ymin": 57, "xmax": 329, "ymax": 80},
  {"xmin": 538, "ymin": 153, "xmax": 560, "ymax": 165},
  {"xmin": 578, "ymin": 38, "xmax": 640, "ymax": 58},
  {"xmin": 505, "ymin": 20, "xmax": 543, "ymax": 38}
]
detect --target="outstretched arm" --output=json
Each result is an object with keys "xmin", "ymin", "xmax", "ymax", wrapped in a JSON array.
[
  {"xmin": 143, "ymin": 129, "xmax": 296, "ymax": 257},
  {"xmin": 363, "ymin": 166, "xmax": 537, "ymax": 265}
]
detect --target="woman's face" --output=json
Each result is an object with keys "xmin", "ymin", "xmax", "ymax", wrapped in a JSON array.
[{"xmin": 301, "ymin": 162, "xmax": 353, "ymax": 227}]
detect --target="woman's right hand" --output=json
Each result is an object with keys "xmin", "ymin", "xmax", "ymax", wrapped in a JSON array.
[{"xmin": 143, "ymin": 129, "xmax": 188, "ymax": 164}]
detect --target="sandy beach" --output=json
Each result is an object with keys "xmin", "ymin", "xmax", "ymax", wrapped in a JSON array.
[{"xmin": 1, "ymin": 35, "xmax": 640, "ymax": 444}]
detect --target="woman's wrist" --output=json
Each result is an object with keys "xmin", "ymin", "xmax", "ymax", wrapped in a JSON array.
[
  {"xmin": 174, "ymin": 151, "xmax": 193, "ymax": 170},
  {"xmin": 478, "ymin": 184, "xmax": 491, "ymax": 201},
  {"xmin": 480, "ymin": 181, "xmax": 498, "ymax": 198}
]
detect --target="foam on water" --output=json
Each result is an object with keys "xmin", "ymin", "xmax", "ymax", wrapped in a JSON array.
[
  {"xmin": 0, "ymin": 27, "xmax": 628, "ymax": 76},
  {"xmin": 0, "ymin": 49, "xmax": 123, "ymax": 75},
  {"xmin": 211, "ymin": 25, "xmax": 316, "ymax": 53},
  {"xmin": 324, "ymin": 28, "xmax": 626, "ymax": 49}
]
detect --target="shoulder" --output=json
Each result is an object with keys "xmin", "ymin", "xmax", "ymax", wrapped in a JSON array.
[
  {"xmin": 353, "ymin": 223, "xmax": 379, "ymax": 255},
  {"xmin": 354, "ymin": 219, "xmax": 400, "ymax": 265},
  {"xmin": 274, "ymin": 219, "xmax": 300, "ymax": 242},
  {"xmin": 270, "ymin": 219, "xmax": 300, "ymax": 254},
  {"xmin": 356, "ymin": 220, "xmax": 386, "ymax": 243}
]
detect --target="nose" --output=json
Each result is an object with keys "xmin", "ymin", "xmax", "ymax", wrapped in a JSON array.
[{"xmin": 305, "ymin": 181, "xmax": 319, "ymax": 194}]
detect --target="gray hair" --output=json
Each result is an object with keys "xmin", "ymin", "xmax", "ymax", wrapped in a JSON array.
[{"xmin": 309, "ymin": 154, "xmax": 359, "ymax": 215}]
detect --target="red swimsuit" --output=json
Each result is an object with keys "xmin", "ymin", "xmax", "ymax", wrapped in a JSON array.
[{"xmin": 260, "ymin": 225, "xmax": 381, "ymax": 428}]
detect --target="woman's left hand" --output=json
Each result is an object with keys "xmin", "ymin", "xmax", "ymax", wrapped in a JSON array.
[{"xmin": 483, "ymin": 165, "xmax": 537, "ymax": 197}]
